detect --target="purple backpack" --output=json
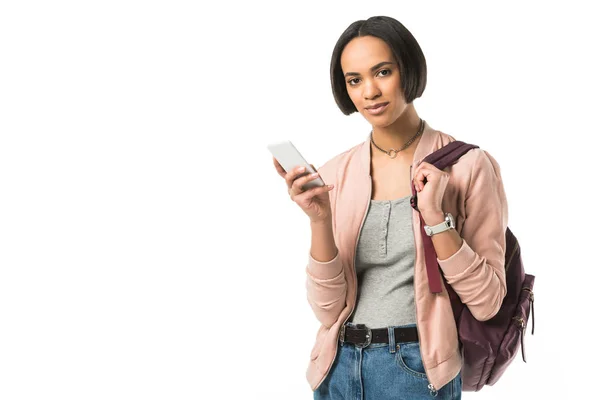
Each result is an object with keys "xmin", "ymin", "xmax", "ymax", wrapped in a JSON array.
[{"xmin": 410, "ymin": 141, "xmax": 535, "ymax": 392}]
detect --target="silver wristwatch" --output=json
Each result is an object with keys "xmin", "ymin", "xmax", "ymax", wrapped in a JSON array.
[{"xmin": 424, "ymin": 212, "xmax": 455, "ymax": 236}]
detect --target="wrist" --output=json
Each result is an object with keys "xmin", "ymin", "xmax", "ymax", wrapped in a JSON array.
[
  {"xmin": 310, "ymin": 215, "xmax": 332, "ymax": 227},
  {"xmin": 421, "ymin": 210, "xmax": 445, "ymax": 226}
]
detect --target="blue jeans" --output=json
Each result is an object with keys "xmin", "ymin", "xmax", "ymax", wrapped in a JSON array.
[{"xmin": 313, "ymin": 323, "xmax": 461, "ymax": 400}]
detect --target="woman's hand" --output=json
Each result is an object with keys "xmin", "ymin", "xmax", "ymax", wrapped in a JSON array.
[
  {"xmin": 412, "ymin": 161, "xmax": 449, "ymax": 216},
  {"xmin": 273, "ymin": 157, "xmax": 335, "ymax": 224}
]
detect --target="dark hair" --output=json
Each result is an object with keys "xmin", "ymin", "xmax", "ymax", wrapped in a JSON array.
[{"xmin": 330, "ymin": 16, "xmax": 427, "ymax": 115}]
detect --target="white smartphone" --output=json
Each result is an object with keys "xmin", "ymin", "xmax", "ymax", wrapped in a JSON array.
[{"xmin": 267, "ymin": 140, "xmax": 326, "ymax": 191}]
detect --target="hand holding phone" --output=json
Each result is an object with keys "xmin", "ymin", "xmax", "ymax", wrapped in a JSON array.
[
  {"xmin": 267, "ymin": 140, "xmax": 325, "ymax": 190},
  {"xmin": 268, "ymin": 140, "xmax": 334, "ymax": 223}
]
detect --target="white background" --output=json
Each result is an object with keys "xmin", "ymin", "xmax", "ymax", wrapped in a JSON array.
[{"xmin": 1, "ymin": 1, "xmax": 599, "ymax": 399}]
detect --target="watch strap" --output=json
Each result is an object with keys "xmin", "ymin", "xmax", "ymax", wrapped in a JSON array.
[{"xmin": 425, "ymin": 214, "xmax": 452, "ymax": 236}]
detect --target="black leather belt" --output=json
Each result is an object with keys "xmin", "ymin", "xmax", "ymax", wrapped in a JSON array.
[{"xmin": 339, "ymin": 324, "xmax": 419, "ymax": 348}]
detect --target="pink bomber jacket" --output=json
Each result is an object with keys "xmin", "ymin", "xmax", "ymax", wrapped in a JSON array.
[{"xmin": 305, "ymin": 122, "xmax": 508, "ymax": 391}]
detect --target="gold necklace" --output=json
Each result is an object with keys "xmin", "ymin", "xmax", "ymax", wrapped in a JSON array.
[{"xmin": 370, "ymin": 119, "xmax": 424, "ymax": 159}]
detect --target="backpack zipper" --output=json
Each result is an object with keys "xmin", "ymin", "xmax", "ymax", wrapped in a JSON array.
[
  {"xmin": 505, "ymin": 241, "xmax": 520, "ymax": 270},
  {"xmin": 522, "ymin": 287, "xmax": 535, "ymax": 335}
]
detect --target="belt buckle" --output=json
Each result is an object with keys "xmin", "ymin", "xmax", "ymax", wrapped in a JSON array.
[
  {"xmin": 355, "ymin": 324, "xmax": 372, "ymax": 349},
  {"xmin": 339, "ymin": 325, "xmax": 346, "ymax": 344}
]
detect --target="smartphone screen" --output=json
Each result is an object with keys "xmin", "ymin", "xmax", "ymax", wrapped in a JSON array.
[{"xmin": 267, "ymin": 140, "xmax": 325, "ymax": 190}]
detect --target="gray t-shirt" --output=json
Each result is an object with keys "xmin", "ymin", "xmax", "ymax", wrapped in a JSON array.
[{"xmin": 349, "ymin": 194, "xmax": 417, "ymax": 328}]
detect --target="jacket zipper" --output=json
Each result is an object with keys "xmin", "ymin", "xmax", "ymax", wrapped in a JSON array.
[
  {"xmin": 317, "ymin": 175, "xmax": 372, "ymax": 388},
  {"xmin": 410, "ymin": 164, "xmax": 438, "ymax": 394},
  {"xmin": 341, "ymin": 174, "xmax": 372, "ymax": 333}
]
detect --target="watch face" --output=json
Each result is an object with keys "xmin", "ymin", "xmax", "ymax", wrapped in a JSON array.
[{"xmin": 446, "ymin": 213, "xmax": 455, "ymax": 228}]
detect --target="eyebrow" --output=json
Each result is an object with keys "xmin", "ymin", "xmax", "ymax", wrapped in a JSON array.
[{"xmin": 344, "ymin": 61, "xmax": 395, "ymax": 77}]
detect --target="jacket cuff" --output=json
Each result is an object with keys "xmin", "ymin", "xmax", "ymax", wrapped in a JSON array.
[
  {"xmin": 437, "ymin": 239, "xmax": 478, "ymax": 277},
  {"xmin": 307, "ymin": 251, "xmax": 343, "ymax": 280}
]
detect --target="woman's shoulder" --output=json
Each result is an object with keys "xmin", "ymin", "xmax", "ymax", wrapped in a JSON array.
[
  {"xmin": 435, "ymin": 128, "xmax": 502, "ymax": 170},
  {"xmin": 430, "ymin": 128, "xmax": 504, "ymax": 190}
]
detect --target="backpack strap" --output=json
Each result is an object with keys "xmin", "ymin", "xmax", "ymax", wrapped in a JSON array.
[
  {"xmin": 424, "ymin": 140, "xmax": 480, "ymax": 170},
  {"xmin": 410, "ymin": 141, "xmax": 480, "ymax": 293}
]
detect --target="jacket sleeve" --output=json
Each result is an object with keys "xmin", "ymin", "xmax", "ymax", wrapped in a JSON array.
[
  {"xmin": 306, "ymin": 252, "xmax": 346, "ymax": 328},
  {"xmin": 305, "ymin": 158, "xmax": 347, "ymax": 328},
  {"xmin": 438, "ymin": 149, "xmax": 508, "ymax": 321}
]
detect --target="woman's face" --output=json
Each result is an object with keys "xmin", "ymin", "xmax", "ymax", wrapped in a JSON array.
[{"xmin": 340, "ymin": 35, "xmax": 407, "ymax": 127}]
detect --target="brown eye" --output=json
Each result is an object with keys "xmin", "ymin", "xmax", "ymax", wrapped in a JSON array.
[
  {"xmin": 348, "ymin": 78, "xmax": 360, "ymax": 86},
  {"xmin": 377, "ymin": 69, "xmax": 391, "ymax": 77}
]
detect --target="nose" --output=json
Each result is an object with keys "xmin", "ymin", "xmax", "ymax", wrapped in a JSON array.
[{"xmin": 362, "ymin": 78, "xmax": 381, "ymax": 100}]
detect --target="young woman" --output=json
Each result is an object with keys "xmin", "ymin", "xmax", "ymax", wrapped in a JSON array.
[{"xmin": 272, "ymin": 16, "xmax": 508, "ymax": 400}]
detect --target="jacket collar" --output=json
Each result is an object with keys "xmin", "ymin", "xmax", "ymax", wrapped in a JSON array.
[{"xmin": 358, "ymin": 120, "xmax": 438, "ymax": 176}]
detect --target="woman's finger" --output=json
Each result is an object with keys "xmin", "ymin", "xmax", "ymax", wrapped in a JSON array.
[
  {"xmin": 292, "ymin": 182, "xmax": 334, "ymax": 203},
  {"xmin": 284, "ymin": 166, "xmax": 307, "ymax": 189},
  {"xmin": 413, "ymin": 164, "xmax": 435, "ymax": 191},
  {"xmin": 291, "ymin": 171, "xmax": 323, "ymax": 193}
]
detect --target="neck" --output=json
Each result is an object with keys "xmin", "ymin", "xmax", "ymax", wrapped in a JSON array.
[{"xmin": 371, "ymin": 104, "xmax": 422, "ymax": 153}]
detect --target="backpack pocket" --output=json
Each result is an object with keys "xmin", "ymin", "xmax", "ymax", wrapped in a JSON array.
[{"xmin": 487, "ymin": 273, "xmax": 535, "ymax": 385}]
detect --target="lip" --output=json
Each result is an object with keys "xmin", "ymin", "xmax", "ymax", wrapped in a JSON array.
[{"xmin": 365, "ymin": 102, "xmax": 389, "ymax": 115}]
